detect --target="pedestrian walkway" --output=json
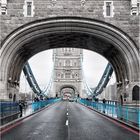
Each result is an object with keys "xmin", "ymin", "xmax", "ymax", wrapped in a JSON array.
[
  {"xmin": 0, "ymin": 98, "xmax": 61, "ymax": 126},
  {"xmin": 79, "ymin": 99, "xmax": 140, "ymax": 128}
]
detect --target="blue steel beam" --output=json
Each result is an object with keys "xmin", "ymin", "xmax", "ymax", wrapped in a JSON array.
[
  {"xmin": 23, "ymin": 62, "xmax": 42, "ymax": 96},
  {"xmin": 23, "ymin": 61, "xmax": 113, "ymax": 98},
  {"xmin": 92, "ymin": 63, "xmax": 113, "ymax": 98}
]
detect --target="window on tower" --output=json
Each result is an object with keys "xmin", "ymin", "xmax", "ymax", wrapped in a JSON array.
[
  {"xmin": 61, "ymin": 74, "xmax": 64, "ymax": 78},
  {"xmin": 106, "ymin": 2, "xmax": 111, "ymax": 16},
  {"xmin": 65, "ymin": 60, "xmax": 70, "ymax": 66},
  {"xmin": 57, "ymin": 73, "xmax": 61, "ymax": 78},
  {"xmin": 103, "ymin": 1, "xmax": 114, "ymax": 17},
  {"xmin": 63, "ymin": 48, "xmax": 72, "ymax": 56},
  {"xmin": 27, "ymin": 2, "xmax": 32, "ymax": 16},
  {"xmin": 72, "ymin": 74, "xmax": 75, "ymax": 78},
  {"xmin": 23, "ymin": 0, "xmax": 34, "ymax": 17},
  {"xmin": 65, "ymin": 73, "xmax": 71, "ymax": 79}
]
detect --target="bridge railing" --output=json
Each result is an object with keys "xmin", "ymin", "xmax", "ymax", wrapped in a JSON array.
[
  {"xmin": 78, "ymin": 99, "xmax": 140, "ymax": 128},
  {"xmin": 32, "ymin": 98, "xmax": 61, "ymax": 111},
  {"xmin": 0, "ymin": 101, "xmax": 20, "ymax": 125},
  {"xmin": 0, "ymin": 98, "xmax": 61, "ymax": 125},
  {"xmin": 0, "ymin": 101, "xmax": 20, "ymax": 118}
]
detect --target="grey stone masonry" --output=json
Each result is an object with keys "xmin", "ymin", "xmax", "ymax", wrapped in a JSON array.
[
  {"xmin": 0, "ymin": 0, "xmax": 139, "ymax": 47},
  {"xmin": 51, "ymin": 48, "xmax": 83, "ymax": 98}
]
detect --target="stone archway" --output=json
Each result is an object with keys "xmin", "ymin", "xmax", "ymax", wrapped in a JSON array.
[
  {"xmin": 0, "ymin": 17, "xmax": 139, "ymax": 102},
  {"xmin": 132, "ymin": 85, "xmax": 140, "ymax": 101},
  {"xmin": 60, "ymin": 86, "xmax": 75, "ymax": 99}
]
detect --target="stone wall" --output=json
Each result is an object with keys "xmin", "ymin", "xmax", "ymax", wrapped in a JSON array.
[{"xmin": 0, "ymin": 0, "xmax": 139, "ymax": 47}]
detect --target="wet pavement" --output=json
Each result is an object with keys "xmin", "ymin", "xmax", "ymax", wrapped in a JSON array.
[{"xmin": 1, "ymin": 101, "xmax": 139, "ymax": 140}]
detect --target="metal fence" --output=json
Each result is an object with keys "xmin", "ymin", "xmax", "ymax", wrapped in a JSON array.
[
  {"xmin": 0, "ymin": 98, "xmax": 61, "ymax": 121},
  {"xmin": 78, "ymin": 99, "xmax": 140, "ymax": 127},
  {"xmin": 0, "ymin": 101, "xmax": 20, "ymax": 118},
  {"xmin": 32, "ymin": 98, "xmax": 61, "ymax": 111}
]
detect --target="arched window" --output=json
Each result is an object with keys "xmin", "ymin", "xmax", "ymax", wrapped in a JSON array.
[
  {"xmin": 65, "ymin": 60, "xmax": 70, "ymax": 66},
  {"xmin": 72, "ymin": 74, "xmax": 75, "ymax": 78},
  {"xmin": 57, "ymin": 73, "xmax": 61, "ymax": 77},
  {"xmin": 65, "ymin": 73, "xmax": 71, "ymax": 78},
  {"xmin": 75, "ymin": 73, "xmax": 78, "ymax": 77},
  {"xmin": 132, "ymin": 85, "xmax": 140, "ymax": 101},
  {"xmin": 61, "ymin": 74, "xmax": 64, "ymax": 78}
]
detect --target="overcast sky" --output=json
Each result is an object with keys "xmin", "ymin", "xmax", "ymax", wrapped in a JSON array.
[{"xmin": 20, "ymin": 49, "xmax": 116, "ymax": 92}]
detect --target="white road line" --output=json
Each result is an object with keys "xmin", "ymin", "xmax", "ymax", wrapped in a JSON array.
[
  {"xmin": 67, "ymin": 108, "xmax": 68, "ymax": 111},
  {"xmin": 66, "ymin": 120, "xmax": 69, "ymax": 126},
  {"xmin": 67, "ymin": 112, "xmax": 68, "ymax": 116}
]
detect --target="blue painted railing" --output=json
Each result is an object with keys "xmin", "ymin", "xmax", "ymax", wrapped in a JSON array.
[
  {"xmin": 79, "ymin": 99, "xmax": 140, "ymax": 127},
  {"xmin": 32, "ymin": 98, "xmax": 61, "ymax": 111},
  {"xmin": 0, "ymin": 101, "xmax": 20, "ymax": 118},
  {"xmin": 0, "ymin": 98, "xmax": 61, "ymax": 119}
]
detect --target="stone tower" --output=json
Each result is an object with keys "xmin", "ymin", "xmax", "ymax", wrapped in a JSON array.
[{"xmin": 51, "ymin": 48, "xmax": 83, "ymax": 98}]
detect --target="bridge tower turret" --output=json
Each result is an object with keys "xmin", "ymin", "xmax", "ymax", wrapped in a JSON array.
[{"xmin": 52, "ymin": 48, "xmax": 83, "ymax": 98}]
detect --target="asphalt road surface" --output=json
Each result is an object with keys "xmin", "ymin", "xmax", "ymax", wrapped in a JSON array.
[{"xmin": 1, "ymin": 101, "xmax": 139, "ymax": 140}]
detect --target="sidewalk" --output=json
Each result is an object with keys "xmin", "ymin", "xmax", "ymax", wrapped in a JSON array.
[{"xmin": 0, "ymin": 100, "xmax": 60, "ymax": 134}]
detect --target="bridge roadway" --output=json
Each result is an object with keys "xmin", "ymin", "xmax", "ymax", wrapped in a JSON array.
[{"xmin": 1, "ymin": 101, "xmax": 139, "ymax": 140}]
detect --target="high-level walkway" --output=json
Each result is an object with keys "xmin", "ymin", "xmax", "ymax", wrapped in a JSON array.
[{"xmin": 1, "ymin": 101, "xmax": 139, "ymax": 140}]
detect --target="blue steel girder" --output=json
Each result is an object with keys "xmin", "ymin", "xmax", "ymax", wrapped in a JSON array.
[
  {"xmin": 92, "ymin": 63, "xmax": 113, "ymax": 98},
  {"xmin": 23, "ymin": 62, "xmax": 43, "ymax": 96}
]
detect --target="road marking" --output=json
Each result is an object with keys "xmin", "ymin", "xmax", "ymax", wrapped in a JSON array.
[
  {"xmin": 67, "ymin": 108, "xmax": 68, "ymax": 111},
  {"xmin": 67, "ymin": 112, "xmax": 68, "ymax": 116},
  {"xmin": 66, "ymin": 120, "xmax": 69, "ymax": 126}
]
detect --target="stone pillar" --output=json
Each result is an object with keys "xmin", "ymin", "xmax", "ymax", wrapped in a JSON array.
[
  {"xmin": 117, "ymin": 80, "xmax": 140, "ymax": 105},
  {"xmin": 0, "ymin": 80, "xmax": 8, "ymax": 100},
  {"xmin": 0, "ymin": 80, "xmax": 20, "ymax": 101}
]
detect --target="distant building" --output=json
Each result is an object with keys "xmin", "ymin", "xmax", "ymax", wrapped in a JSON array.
[
  {"xmin": 51, "ymin": 48, "xmax": 83, "ymax": 98},
  {"xmin": 97, "ymin": 83, "xmax": 117, "ymax": 101},
  {"xmin": 19, "ymin": 91, "xmax": 35, "ymax": 101}
]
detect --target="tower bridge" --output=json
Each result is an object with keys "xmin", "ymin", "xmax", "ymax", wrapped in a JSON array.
[
  {"xmin": 0, "ymin": 0, "xmax": 139, "ymax": 139},
  {"xmin": 52, "ymin": 48, "xmax": 83, "ymax": 98}
]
